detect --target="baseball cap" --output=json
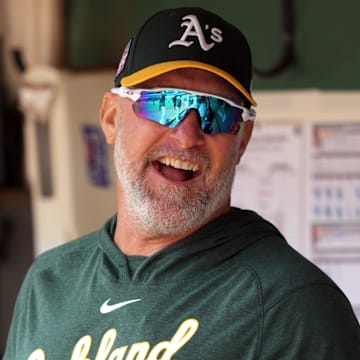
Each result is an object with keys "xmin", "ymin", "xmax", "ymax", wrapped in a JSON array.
[{"xmin": 114, "ymin": 7, "xmax": 256, "ymax": 107}]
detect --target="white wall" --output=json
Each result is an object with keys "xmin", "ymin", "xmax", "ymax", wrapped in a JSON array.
[{"xmin": 2, "ymin": 0, "xmax": 63, "ymax": 97}]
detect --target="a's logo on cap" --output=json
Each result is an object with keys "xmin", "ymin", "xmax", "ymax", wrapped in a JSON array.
[
  {"xmin": 168, "ymin": 14, "xmax": 223, "ymax": 51},
  {"xmin": 115, "ymin": 40, "xmax": 132, "ymax": 77}
]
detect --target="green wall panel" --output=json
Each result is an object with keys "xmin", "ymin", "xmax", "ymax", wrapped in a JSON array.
[{"xmin": 65, "ymin": 0, "xmax": 360, "ymax": 90}]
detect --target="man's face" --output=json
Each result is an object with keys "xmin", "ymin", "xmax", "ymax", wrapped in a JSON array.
[{"xmin": 103, "ymin": 69, "xmax": 253, "ymax": 238}]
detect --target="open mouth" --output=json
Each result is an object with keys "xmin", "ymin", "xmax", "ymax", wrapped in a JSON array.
[{"xmin": 154, "ymin": 156, "xmax": 201, "ymax": 182}]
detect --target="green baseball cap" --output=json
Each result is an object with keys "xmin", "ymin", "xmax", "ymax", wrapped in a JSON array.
[{"xmin": 114, "ymin": 7, "xmax": 256, "ymax": 106}]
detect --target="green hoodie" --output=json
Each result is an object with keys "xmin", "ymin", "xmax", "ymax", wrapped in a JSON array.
[{"xmin": 4, "ymin": 208, "xmax": 360, "ymax": 359}]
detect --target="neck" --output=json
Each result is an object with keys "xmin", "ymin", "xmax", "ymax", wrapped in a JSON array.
[
  {"xmin": 113, "ymin": 213, "xmax": 191, "ymax": 256},
  {"xmin": 113, "ymin": 204, "xmax": 231, "ymax": 257}
]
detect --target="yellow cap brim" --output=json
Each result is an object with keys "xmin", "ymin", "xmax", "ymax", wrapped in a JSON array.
[{"xmin": 120, "ymin": 60, "xmax": 257, "ymax": 107}]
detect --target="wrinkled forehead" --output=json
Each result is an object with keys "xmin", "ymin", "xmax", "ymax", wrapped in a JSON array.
[{"xmin": 138, "ymin": 68, "xmax": 245, "ymax": 105}]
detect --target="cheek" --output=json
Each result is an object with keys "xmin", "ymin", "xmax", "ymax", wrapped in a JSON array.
[
  {"xmin": 116, "ymin": 108, "xmax": 168, "ymax": 161},
  {"xmin": 207, "ymin": 136, "xmax": 242, "ymax": 172}
]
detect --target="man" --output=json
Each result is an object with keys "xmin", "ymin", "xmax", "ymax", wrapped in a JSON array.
[{"xmin": 4, "ymin": 7, "xmax": 360, "ymax": 360}]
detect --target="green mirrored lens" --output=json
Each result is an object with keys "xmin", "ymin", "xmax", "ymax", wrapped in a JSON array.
[{"xmin": 133, "ymin": 90, "xmax": 242, "ymax": 134}]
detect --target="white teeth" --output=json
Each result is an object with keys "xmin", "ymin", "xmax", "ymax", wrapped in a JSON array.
[{"xmin": 158, "ymin": 157, "xmax": 200, "ymax": 172}]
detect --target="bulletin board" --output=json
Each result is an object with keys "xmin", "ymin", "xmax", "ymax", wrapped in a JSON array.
[{"xmin": 306, "ymin": 123, "xmax": 360, "ymax": 320}]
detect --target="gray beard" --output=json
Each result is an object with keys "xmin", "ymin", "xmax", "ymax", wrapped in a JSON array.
[{"xmin": 114, "ymin": 131, "xmax": 237, "ymax": 238}]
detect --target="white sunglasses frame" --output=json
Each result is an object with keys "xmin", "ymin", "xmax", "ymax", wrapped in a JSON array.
[{"xmin": 110, "ymin": 87, "xmax": 256, "ymax": 122}]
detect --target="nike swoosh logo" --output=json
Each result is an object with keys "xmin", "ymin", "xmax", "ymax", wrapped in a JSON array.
[{"xmin": 100, "ymin": 298, "xmax": 142, "ymax": 314}]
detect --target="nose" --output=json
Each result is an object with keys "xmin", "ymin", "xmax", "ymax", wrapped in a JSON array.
[{"xmin": 168, "ymin": 109, "xmax": 205, "ymax": 149}]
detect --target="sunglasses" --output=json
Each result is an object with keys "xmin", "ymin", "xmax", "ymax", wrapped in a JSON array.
[{"xmin": 111, "ymin": 87, "xmax": 256, "ymax": 135}]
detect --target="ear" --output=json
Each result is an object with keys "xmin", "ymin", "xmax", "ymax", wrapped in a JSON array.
[
  {"xmin": 99, "ymin": 91, "xmax": 119, "ymax": 144},
  {"xmin": 236, "ymin": 121, "xmax": 254, "ymax": 164}
]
